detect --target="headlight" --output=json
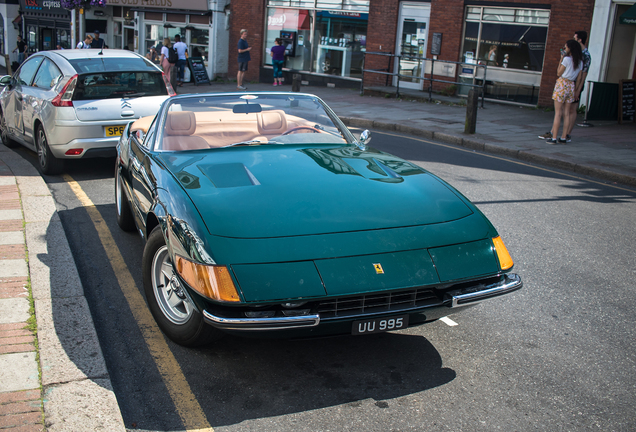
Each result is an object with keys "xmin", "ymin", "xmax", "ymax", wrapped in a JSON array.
[
  {"xmin": 174, "ymin": 255, "xmax": 241, "ymax": 302},
  {"xmin": 492, "ymin": 236, "xmax": 514, "ymax": 271}
]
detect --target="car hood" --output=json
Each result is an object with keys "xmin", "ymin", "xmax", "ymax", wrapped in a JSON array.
[{"xmin": 158, "ymin": 145, "xmax": 474, "ymax": 238}]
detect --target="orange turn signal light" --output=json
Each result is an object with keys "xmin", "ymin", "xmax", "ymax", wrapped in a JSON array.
[
  {"xmin": 492, "ymin": 236, "xmax": 514, "ymax": 270},
  {"xmin": 174, "ymin": 256, "xmax": 241, "ymax": 302}
]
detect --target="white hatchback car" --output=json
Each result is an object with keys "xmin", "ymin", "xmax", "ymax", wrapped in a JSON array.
[{"xmin": 0, "ymin": 49, "xmax": 174, "ymax": 174}]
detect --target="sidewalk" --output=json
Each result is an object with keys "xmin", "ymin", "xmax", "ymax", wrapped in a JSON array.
[
  {"xmin": 0, "ymin": 75, "xmax": 634, "ymax": 431},
  {"xmin": 0, "ymin": 149, "xmax": 125, "ymax": 431}
]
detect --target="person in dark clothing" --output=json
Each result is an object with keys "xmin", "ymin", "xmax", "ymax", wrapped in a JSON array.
[
  {"xmin": 91, "ymin": 30, "xmax": 105, "ymax": 49},
  {"xmin": 237, "ymin": 29, "xmax": 252, "ymax": 90},
  {"xmin": 270, "ymin": 38, "xmax": 286, "ymax": 86},
  {"xmin": 13, "ymin": 35, "xmax": 27, "ymax": 64}
]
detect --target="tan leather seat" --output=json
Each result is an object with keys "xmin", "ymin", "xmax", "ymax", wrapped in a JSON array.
[
  {"xmin": 256, "ymin": 110, "xmax": 288, "ymax": 136},
  {"xmin": 161, "ymin": 111, "xmax": 210, "ymax": 151}
]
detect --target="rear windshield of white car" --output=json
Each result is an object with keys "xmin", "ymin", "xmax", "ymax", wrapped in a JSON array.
[
  {"xmin": 73, "ymin": 72, "xmax": 168, "ymax": 101},
  {"xmin": 68, "ymin": 57, "xmax": 159, "ymax": 73}
]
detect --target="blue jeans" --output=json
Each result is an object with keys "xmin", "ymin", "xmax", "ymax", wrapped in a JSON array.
[{"xmin": 176, "ymin": 59, "xmax": 187, "ymax": 81}]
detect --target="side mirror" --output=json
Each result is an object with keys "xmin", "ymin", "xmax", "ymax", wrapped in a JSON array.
[
  {"xmin": 357, "ymin": 129, "xmax": 371, "ymax": 150},
  {"xmin": 0, "ymin": 75, "xmax": 11, "ymax": 87}
]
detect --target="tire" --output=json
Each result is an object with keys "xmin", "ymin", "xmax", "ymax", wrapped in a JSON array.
[
  {"xmin": 36, "ymin": 124, "xmax": 64, "ymax": 175},
  {"xmin": 142, "ymin": 226, "xmax": 222, "ymax": 347},
  {"xmin": 0, "ymin": 111, "xmax": 18, "ymax": 149},
  {"xmin": 115, "ymin": 166, "xmax": 136, "ymax": 232}
]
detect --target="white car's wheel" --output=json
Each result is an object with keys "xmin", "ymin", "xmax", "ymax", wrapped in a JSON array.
[{"xmin": 36, "ymin": 125, "xmax": 63, "ymax": 175}]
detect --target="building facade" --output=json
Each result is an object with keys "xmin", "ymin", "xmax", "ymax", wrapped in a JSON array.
[{"xmin": 229, "ymin": 0, "xmax": 596, "ymax": 106}]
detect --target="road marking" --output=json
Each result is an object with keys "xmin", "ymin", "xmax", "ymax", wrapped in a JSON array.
[
  {"xmin": 372, "ymin": 130, "xmax": 636, "ymax": 194},
  {"xmin": 62, "ymin": 174, "xmax": 213, "ymax": 432},
  {"xmin": 440, "ymin": 316, "xmax": 458, "ymax": 327}
]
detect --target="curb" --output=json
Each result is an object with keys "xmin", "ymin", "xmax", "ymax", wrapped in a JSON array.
[
  {"xmin": 340, "ymin": 117, "xmax": 636, "ymax": 187},
  {"xmin": 0, "ymin": 146, "xmax": 126, "ymax": 431}
]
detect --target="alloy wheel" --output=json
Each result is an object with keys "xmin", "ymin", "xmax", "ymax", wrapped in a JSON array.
[{"xmin": 151, "ymin": 245, "xmax": 193, "ymax": 325}]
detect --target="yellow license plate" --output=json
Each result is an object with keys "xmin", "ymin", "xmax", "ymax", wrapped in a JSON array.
[{"xmin": 105, "ymin": 125, "xmax": 126, "ymax": 137}]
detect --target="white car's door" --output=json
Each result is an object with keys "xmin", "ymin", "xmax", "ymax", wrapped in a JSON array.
[{"xmin": 5, "ymin": 56, "xmax": 45, "ymax": 142}]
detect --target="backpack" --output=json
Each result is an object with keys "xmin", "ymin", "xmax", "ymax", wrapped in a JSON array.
[{"xmin": 168, "ymin": 46, "xmax": 178, "ymax": 64}]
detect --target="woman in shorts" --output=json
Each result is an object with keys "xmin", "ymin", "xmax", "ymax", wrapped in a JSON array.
[{"xmin": 547, "ymin": 40, "xmax": 583, "ymax": 144}]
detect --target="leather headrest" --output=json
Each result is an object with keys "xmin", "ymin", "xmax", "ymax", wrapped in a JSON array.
[
  {"xmin": 165, "ymin": 111, "xmax": 197, "ymax": 136},
  {"xmin": 257, "ymin": 110, "xmax": 287, "ymax": 135}
]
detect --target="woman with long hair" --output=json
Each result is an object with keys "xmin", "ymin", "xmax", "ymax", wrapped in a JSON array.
[
  {"xmin": 160, "ymin": 37, "xmax": 173, "ymax": 84},
  {"xmin": 547, "ymin": 40, "xmax": 583, "ymax": 144},
  {"xmin": 270, "ymin": 38, "xmax": 286, "ymax": 86}
]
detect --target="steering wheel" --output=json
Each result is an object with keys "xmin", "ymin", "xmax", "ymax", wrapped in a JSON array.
[{"xmin": 282, "ymin": 126, "xmax": 324, "ymax": 135}]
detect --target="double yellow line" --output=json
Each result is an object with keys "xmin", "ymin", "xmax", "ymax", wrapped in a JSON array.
[{"xmin": 63, "ymin": 174, "xmax": 214, "ymax": 432}]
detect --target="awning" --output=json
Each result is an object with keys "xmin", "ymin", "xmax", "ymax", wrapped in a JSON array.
[{"xmin": 620, "ymin": 3, "xmax": 636, "ymax": 25}]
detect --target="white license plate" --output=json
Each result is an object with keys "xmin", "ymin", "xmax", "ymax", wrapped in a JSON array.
[
  {"xmin": 352, "ymin": 315, "xmax": 409, "ymax": 335},
  {"xmin": 105, "ymin": 125, "xmax": 126, "ymax": 137}
]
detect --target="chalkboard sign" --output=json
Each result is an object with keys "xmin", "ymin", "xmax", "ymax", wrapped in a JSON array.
[
  {"xmin": 431, "ymin": 33, "xmax": 442, "ymax": 56},
  {"xmin": 619, "ymin": 79, "xmax": 635, "ymax": 124},
  {"xmin": 187, "ymin": 57, "xmax": 210, "ymax": 86}
]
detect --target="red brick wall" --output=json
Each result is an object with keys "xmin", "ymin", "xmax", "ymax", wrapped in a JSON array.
[
  {"xmin": 363, "ymin": 0, "xmax": 400, "ymax": 86},
  {"xmin": 229, "ymin": 0, "xmax": 265, "ymax": 83}
]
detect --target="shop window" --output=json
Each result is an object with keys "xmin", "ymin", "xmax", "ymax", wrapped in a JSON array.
[
  {"xmin": 113, "ymin": 22, "xmax": 123, "ymax": 49},
  {"xmin": 145, "ymin": 24, "xmax": 163, "ymax": 53},
  {"xmin": 27, "ymin": 25, "xmax": 38, "ymax": 54},
  {"xmin": 265, "ymin": 8, "xmax": 312, "ymax": 71},
  {"xmin": 461, "ymin": 6, "xmax": 549, "ymax": 105},
  {"xmin": 56, "ymin": 29, "xmax": 71, "ymax": 49},
  {"xmin": 113, "ymin": 6, "xmax": 122, "ymax": 17},
  {"xmin": 314, "ymin": 11, "xmax": 367, "ymax": 78},
  {"xmin": 189, "ymin": 27, "xmax": 209, "ymax": 61}
]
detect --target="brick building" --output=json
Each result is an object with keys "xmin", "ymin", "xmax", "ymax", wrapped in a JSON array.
[{"xmin": 230, "ymin": 0, "xmax": 594, "ymax": 106}]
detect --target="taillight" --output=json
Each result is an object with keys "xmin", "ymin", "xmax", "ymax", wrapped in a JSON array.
[
  {"xmin": 162, "ymin": 72, "xmax": 176, "ymax": 97},
  {"xmin": 51, "ymin": 74, "xmax": 78, "ymax": 107}
]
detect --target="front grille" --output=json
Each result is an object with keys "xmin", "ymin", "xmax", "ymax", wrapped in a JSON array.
[{"xmin": 316, "ymin": 288, "xmax": 442, "ymax": 319}]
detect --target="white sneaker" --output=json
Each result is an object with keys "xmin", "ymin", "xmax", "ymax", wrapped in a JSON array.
[{"xmin": 237, "ymin": 85, "xmax": 247, "ymax": 90}]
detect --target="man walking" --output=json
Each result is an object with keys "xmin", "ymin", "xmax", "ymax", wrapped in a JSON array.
[
  {"xmin": 13, "ymin": 35, "xmax": 27, "ymax": 64},
  {"xmin": 237, "ymin": 29, "xmax": 252, "ymax": 90},
  {"xmin": 91, "ymin": 30, "xmax": 105, "ymax": 49},
  {"xmin": 173, "ymin": 34, "xmax": 188, "ymax": 87}
]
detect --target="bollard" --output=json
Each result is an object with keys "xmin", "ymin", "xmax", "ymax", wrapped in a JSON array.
[
  {"xmin": 292, "ymin": 73, "xmax": 301, "ymax": 92},
  {"xmin": 465, "ymin": 88, "xmax": 479, "ymax": 134}
]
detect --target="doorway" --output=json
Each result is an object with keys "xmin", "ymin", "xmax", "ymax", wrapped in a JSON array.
[{"xmin": 394, "ymin": 3, "xmax": 430, "ymax": 90}]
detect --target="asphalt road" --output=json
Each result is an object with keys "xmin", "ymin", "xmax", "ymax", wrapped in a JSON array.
[{"xmin": 15, "ymin": 130, "xmax": 636, "ymax": 431}]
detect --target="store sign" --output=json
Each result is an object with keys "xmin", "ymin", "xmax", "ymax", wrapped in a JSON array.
[
  {"xmin": 107, "ymin": 0, "xmax": 207, "ymax": 11},
  {"xmin": 22, "ymin": 0, "xmax": 67, "ymax": 13},
  {"xmin": 268, "ymin": 9, "xmax": 310, "ymax": 30}
]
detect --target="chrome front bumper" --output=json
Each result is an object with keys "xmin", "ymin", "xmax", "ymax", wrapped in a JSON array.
[{"xmin": 202, "ymin": 273, "xmax": 522, "ymax": 331}]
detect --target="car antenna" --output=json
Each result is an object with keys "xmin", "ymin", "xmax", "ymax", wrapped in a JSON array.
[{"xmin": 98, "ymin": 41, "xmax": 104, "ymax": 55}]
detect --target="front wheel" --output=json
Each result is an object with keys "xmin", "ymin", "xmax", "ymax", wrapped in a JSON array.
[
  {"xmin": 0, "ymin": 111, "xmax": 18, "ymax": 148},
  {"xmin": 36, "ymin": 124, "xmax": 64, "ymax": 175},
  {"xmin": 142, "ymin": 226, "xmax": 222, "ymax": 347}
]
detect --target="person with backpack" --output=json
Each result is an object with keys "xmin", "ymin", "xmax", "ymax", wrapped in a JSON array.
[{"xmin": 76, "ymin": 35, "xmax": 93, "ymax": 49}]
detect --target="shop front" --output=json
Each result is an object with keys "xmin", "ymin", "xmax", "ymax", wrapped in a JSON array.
[
  {"xmin": 101, "ymin": 0, "xmax": 229, "ymax": 80},
  {"xmin": 260, "ymin": 0, "xmax": 369, "ymax": 85},
  {"xmin": 20, "ymin": 0, "xmax": 72, "ymax": 52}
]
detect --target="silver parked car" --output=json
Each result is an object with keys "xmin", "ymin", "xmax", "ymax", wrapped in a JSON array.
[{"xmin": 0, "ymin": 49, "xmax": 174, "ymax": 174}]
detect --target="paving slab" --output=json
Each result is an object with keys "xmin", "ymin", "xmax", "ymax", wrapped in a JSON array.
[
  {"xmin": 0, "ymin": 298, "xmax": 30, "ymax": 324},
  {"xmin": 43, "ymin": 379, "xmax": 126, "ymax": 432},
  {"xmin": 0, "ymin": 259, "xmax": 29, "ymax": 278},
  {"xmin": 0, "ymin": 231, "xmax": 24, "ymax": 245},
  {"xmin": 0, "ymin": 352, "xmax": 39, "ymax": 392}
]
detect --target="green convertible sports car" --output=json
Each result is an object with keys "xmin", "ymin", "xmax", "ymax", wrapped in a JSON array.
[{"xmin": 115, "ymin": 92, "xmax": 522, "ymax": 346}]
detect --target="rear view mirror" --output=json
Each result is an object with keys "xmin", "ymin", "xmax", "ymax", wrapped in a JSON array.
[{"xmin": 233, "ymin": 103, "xmax": 262, "ymax": 114}]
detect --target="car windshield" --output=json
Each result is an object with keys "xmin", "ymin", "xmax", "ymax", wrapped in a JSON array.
[
  {"xmin": 73, "ymin": 72, "xmax": 167, "ymax": 100},
  {"xmin": 155, "ymin": 94, "xmax": 351, "ymax": 151}
]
